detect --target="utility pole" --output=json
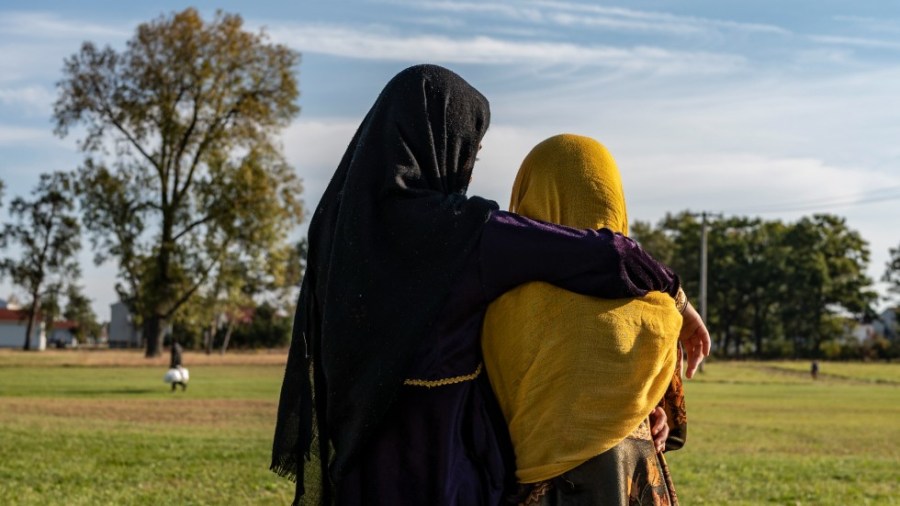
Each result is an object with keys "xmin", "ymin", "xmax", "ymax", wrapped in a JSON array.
[
  {"xmin": 690, "ymin": 211, "xmax": 723, "ymax": 321},
  {"xmin": 699, "ymin": 212, "xmax": 709, "ymax": 322},
  {"xmin": 691, "ymin": 211, "xmax": 722, "ymax": 366}
]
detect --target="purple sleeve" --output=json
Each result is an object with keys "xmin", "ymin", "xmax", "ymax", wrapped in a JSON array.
[{"xmin": 479, "ymin": 210, "xmax": 680, "ymax": 301}]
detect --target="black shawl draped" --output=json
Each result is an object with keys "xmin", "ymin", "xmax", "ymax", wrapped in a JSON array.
[{"xmin": 271, "ymin": 64, "xmax": 498, "ymax": 503}]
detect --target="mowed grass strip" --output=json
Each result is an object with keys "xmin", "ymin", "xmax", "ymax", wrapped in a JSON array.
[
  {"xmin": 1, "ymin": 352, "xmax": 898, "ymax": 504},
  {"xmin": 0, "ymin": 349, "xmax": 288, "ymax": 368}
]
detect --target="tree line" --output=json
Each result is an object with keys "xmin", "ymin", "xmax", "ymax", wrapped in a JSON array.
[
  {"xmin": 633, "ymin": 212, "xmax": 900, "ymax": 360},
  {"xmin": 1, "ymin": 9, "xmax": 303, "ymax": 355}
]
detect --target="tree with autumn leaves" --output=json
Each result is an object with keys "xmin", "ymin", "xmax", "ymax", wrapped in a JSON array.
[{"xmin": 53, "ymin": 8, "xmax": 304, "ymax": 357}]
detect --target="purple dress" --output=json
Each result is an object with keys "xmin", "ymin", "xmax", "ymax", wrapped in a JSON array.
[{"xmin": 337, "ymin": 211, "xmax": 679, "ymax": 505}]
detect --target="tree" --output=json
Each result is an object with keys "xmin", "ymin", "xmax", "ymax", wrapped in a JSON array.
[
  {"xmin": 0, "ymin": 172, "xmax": 81, "ymax": 350},
  {"xmin": 181, "ymin": 234, "xmax": 306, "ymax": 354},
  {"xmin": 63, "ymin": 284, "xmax": 102, "ymax": 341},
  {"xmin": 54, "ymin": 8, "xmax": 304, "ymax": 357},
  {"xmin": 631, "ymin": 220, "xmax": 675, "ymax": 266},
  {"xmin": 40, "ymin": 290, "xmax": 63, "ymax": 338},
  {"xmin": 884, "ymin": 242, "xmax": 900, "ymax": 299},
  {"xmin": 637, "ymin": 211, "xmax": 875, "ymax": 359},
  {"xmin": 229, "ymin": 302, "xmax": 292, "ymax": 349},
  {"xmin": 740, "ymin": 220, "xmax": 789, "ymax": 357},
  {"xmin": 779, "ymin": 215, "xmax": 876, "ymax": 356}
]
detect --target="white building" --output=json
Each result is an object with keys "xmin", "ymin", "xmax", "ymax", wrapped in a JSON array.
[
  {"xmin": 0, "ymin": 308, "xmax": 46, "ymax": 350},
  {"xmin": 108, "ymin": 301, "xmax": 141, "ymax": 348}
]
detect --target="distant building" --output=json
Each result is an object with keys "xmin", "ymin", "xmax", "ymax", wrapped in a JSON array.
[
  {"xmin": 0, "ymin": 308, "xmax": 46, "ymax": 350},
  {"xmin": 108, "ymin": 301, "xmax": 142, "ymax": 348},
  {"xmin": 873, "ymin": 307, "xmax": 898, "ymax": 341},
  {"xmin": 49, "ymin": 321, "xmax": 80, "ymax": 348},
  {"xmin": 850, "ymin": 322, "xmax": 875, "ymax": 343}
]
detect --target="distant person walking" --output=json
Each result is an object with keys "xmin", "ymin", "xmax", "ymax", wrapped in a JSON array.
[
  {"xmin": 811, "ymin": 360, "xmax": 819, "ymax": 380},
  {"xmin": 164, "ymin": 339, "xmax": 189, "ymax": 392},
  {"xmin": 170, "ymin": 339, "xmax": 183, "ymax": 369}
]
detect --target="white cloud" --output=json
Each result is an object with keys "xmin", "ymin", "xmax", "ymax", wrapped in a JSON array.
[
  {"xmin": 0, "ymin": 12, "xmax": 129, "ymax": 84},
  {"xmin": 530, "ymin": 0, "xmax": 790, "ymax": 35},
  {"xmin": 396, "ymin": 0, "xmax": 790, "ymax": 37},
  {"xmin": 278, "ymin": 118, "xmax": 360, "ymax": 224},
  {"xmin": 809, "ymin": 35, "xmax": 900, "ymax": 51},
  {"xmin": 832, "ymin": 16, "xmax": 900, "ymax": 34},
  {"xmin": 469, "ymin": 124, "xmax": 900, "ymax": 308},
  {"xmin": 0, "ymin": 85, "xmax": 55, "ymax": 116},
  {"xmin": 0, "ymin": 124, "xmax": 52, "ymax": 145},
  {"xmin": 395, "ymin": 1, "xmax": 545, "ymax": 23},
  {"xmin": 269, "ymin": 24, "xmax": 744, "ymax": 74},
  {"xmin": 545, "ymin": 12, "xmax": 703, "ymax": 35},
  {"xmin": 619, "ymin": 153, "xmax": 897, "ymax": 216},
  {"xmin": 467, "ymin": 125, "xmax": 900, "ymax": 220},
  {"xmin": 0, "ymin": 11, "xmax": 129, "ymax": 40}
]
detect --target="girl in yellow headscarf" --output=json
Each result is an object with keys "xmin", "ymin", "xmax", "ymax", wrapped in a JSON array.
[{"xmin": 482, "ymin": 134, "xmax": 688, "ymax": 505}]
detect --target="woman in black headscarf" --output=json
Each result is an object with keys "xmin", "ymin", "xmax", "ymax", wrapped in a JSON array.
[{"xmin": 271, "ymin": 64, "xmax": 707, "ymax": 505}]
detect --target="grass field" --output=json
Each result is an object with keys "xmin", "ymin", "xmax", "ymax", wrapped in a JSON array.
[
  {"xmin": 1, "ymin": 350, "xmax": 898, "ymax": 505},
  {"xmin": 0, "ymin": 350, "xmax": 294, "ymax": 505}
]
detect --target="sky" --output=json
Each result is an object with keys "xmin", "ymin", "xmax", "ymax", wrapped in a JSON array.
[{"xmin": 1, "ymin": 0, "xmax": 899, "ymax": 319}]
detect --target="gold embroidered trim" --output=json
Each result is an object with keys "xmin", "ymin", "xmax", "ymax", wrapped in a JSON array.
[
  {"xmin": 403, "ymin": 363, "xmax": 483, "ymax": 388},
  {"xmin": 519, "ymin": 481, "xmax": 553, "ymax": 506}
]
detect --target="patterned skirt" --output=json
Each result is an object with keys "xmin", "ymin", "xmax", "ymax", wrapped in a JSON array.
[{"xmin": 513, "ymin": 419, "xmax": 678, "ymax": 506}]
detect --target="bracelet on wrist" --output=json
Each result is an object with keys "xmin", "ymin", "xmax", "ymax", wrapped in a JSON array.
[{"xmin": 674, "ymin": 287, "xmax": 688, "ymax": 314}]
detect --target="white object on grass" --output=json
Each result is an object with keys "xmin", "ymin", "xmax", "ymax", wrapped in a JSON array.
[{"xmin": 164, "ymin": 366, "xmax": 190, "ymax": 383}]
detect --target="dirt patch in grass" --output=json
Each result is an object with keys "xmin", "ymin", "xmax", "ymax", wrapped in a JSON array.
[
  {"xmin": 0, "ymin": 348, "xmax": 288, "ymax": 368},
  {"xmin": 0, "ymin": 397, "xmax": 278, "ymax": 429}
]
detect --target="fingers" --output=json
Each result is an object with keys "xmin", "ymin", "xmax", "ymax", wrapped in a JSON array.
[
  {"xmin": 679, "ymin": 302, "xmax": 710, "ymax": 379},
  {"xmin": 700, "ymin": 322, "xmax": 711, "ymax": 357},
  {"xmin": 649, "ymin": 407, "xmax": 668, "ymax": 453},
  {"xmin": 685, "ymin": 345, "xmax": 699, "ymax": 379},
  {"xmin": 650, "ymin": 407, "xmax": 666, "ymax": 435}
]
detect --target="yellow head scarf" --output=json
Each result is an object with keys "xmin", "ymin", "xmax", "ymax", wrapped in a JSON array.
[{"xmin": 482, "ymin": 134, "xmax": 682, "ymax": 483}]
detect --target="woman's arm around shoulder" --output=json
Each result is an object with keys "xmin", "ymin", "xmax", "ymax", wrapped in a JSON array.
[{"xmin": 478, "ymin": 210, "xmax": 681, "ymax": 301}]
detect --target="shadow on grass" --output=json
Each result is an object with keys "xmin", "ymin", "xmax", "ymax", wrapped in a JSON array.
[{"xmin": 64, "ymin": 388, "xmax": 159, "ymax": 395}]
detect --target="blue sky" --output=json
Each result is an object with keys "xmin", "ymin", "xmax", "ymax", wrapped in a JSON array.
[{"xmin": 2, "ymin": 0, "xmax": 900, "ymax": 318}]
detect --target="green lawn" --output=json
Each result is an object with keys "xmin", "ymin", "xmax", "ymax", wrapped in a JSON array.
[
  {"xmin": 0, "ymin": 353, "xmax": 295, "ymax": 505},
  {"xmin": 668, "ymin": 361, "xmax": 900, "ymax": 505},
  {"xmin": 0, "ymin": 352, "xmax": 898, "ymax": 504}
]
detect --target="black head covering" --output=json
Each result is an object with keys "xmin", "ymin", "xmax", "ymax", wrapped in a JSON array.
[{"xmin": 271, "ymin": 64, "xmax": 497, "ymax": 502}]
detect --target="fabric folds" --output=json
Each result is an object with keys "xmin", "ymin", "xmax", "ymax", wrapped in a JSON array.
[
  {"xmin": 482, "ymin": 134, "xmax": 682, "ymax": 483},
  {"xmin": 271, "ymin": 64, "xmax": 497, "ymax": 502}
]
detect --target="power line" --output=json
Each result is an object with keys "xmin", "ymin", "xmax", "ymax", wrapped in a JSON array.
[
  {"xmin": 730, "ymin": 186, "xmax": 900, "ymax": 215},
  {"xmin": 755, "ymin": 185, "xmax": 900, "ymax": 207}
]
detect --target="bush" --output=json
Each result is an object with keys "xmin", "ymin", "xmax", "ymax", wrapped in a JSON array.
[{"xmin": 229, "ymin": 303, "xmax": 292, "ymax": 349}]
